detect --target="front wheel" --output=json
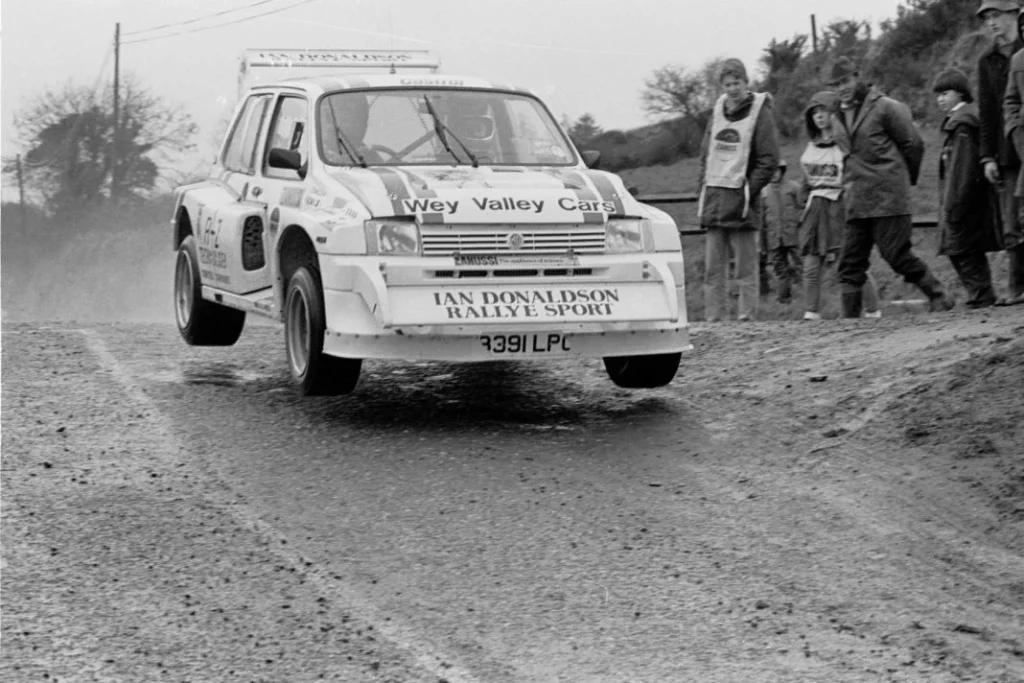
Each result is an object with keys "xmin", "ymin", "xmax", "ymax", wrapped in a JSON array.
[
  {"xmin": 284, "ymin": 266, "xmax": 362, "ymax": 396},
  {"xmin": 603, "ymin": 352, "xmax": 681, "ymax": 389},
  {"xmin": 174, "ymin": 236, "xmax": 245, "ymax": 346}
]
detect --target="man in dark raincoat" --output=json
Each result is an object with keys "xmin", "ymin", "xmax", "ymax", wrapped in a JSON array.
[{"xmin": 828, "ymin": 56, "xmax": 954, "ymax": 316}]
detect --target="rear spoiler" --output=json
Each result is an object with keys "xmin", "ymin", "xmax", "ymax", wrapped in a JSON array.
[{"xmin": 238, "ymin": 49, "xmax": 440, "ymax": 96}]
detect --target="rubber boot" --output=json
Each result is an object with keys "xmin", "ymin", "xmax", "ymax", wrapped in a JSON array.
[
  {"xmin": 841, "ymin": 291, "xmax": 863, "ymax": 318},
  {"xmin": 916, "ymin": 272, "xmax": 955, "ymax": 312},
  {"xmin": 777, "ymin": 277, "xmax": 792, "ymax": 305}
]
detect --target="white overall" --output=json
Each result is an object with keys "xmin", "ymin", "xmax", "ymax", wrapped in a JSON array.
[
  {"xmin": 799, "ymin": 142, "xmax": 844, "ymax": 219},
  {"xmin": 698, "ymin": 92, "xmax": 767, "ymax": 220}
]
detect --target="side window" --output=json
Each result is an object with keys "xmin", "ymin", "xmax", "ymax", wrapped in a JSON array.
[
  {"xmin": 264, "ymin": 96, "xmax": 309, "ymax": 179},
  {"xmin": 222, "ymin": 95, "xmax": 271, "ymax": 174}
]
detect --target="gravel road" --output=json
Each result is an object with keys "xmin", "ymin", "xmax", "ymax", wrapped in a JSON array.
[{"xmin": 3, "ymin": 309, "xmax": 1023, "ymax": 682}]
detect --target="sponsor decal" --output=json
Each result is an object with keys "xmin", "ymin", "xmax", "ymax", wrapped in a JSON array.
[
  {"xmin": 400, "ymin": 196, "xmax": 614, "ymax": 216},
  {"xmin": 280, "ymin": 187, "xmax": 304, "ymax": 208},
  {"xmin": 804, "ymin": 163, "xmax": 839, "ymax": 179},
  {"xmin": 399, "ymin": 77, "xmax": 466, "ymax": 87},
  {"xmin": 453, "ymin": 254, "xmax": 580, "ymax": 266},
  {"xmin": 303, "ymin": 193, "xmax": 323, "ymax": 209},
  {"xmin": 713, "ymin": 128, "xmax": 741, "ymax": 158},
  {"xmin": 430, "ymin": 287, "xmax": 621, "ymax": 320},
  {"xmin": 201, "ymin": 269, "xmax": 231, "ymax": 285},
  {"xmin": 199, "ymin": 246, "xmax": 228, "ymax": 269}
]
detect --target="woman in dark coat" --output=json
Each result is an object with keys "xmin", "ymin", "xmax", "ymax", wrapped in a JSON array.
[{"xmin": 934, "ymin": 68, "xmax": 1001, "ymax": 308}]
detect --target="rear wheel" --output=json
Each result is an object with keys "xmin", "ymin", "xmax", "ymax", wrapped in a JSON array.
[
  {"xmin": 603, "ymin": 352, "xmax": 681, "ymax": 389},
  {"xmin": 174, "ymin": 236, "xmax": 245, "ymax": 346},
  {"xmin": 284, "ymin": 266, "xmax": 362, "ymax": 396}
]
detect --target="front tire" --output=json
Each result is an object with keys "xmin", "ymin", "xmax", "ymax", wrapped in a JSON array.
[
  {"xmin": 174, "ymin": 236, "xmax": 245, "ymax": 346},
  {"xmin": 603, "ymin": 352, "xmax": 681, "ymax": 389},
  {"xmin": 284, "ymin": 266, "xmax": 362, "ymax": 396}
]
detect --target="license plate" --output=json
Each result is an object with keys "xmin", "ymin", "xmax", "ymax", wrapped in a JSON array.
[{"xmin": 480, "ymin": 333, "xmax": 572, "ymax": 355}]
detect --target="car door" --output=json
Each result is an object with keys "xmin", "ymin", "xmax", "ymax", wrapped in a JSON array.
[
  {"xmin": 257, "ymin": 93, "xmax": 312, "ymax": 260},
  {"xmin": 213, "ymin": 92, "xmax": 275, "ymax": 294}
]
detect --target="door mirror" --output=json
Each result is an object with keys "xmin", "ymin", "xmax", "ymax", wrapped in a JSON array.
[
  {"xmin": 581, "ymin": 150, "xmax": 601, "ymax": 169},
  {"xmin": 268, "ymin": 148, "xmax": 305, "ymax": 178}
]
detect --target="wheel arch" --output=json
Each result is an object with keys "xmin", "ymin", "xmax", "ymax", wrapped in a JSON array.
[
  {"xmin": 277, "ymin": 224, "xmax": 319, "ymax": 287},
  {"xmin": 174, "ymin": 205, "xmax": 193, "ymax": 249}
]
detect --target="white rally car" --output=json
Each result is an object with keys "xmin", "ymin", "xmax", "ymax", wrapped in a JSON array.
[{"xmin": 172, "ymin": 49, "xmax": 690, "ymax": 395}]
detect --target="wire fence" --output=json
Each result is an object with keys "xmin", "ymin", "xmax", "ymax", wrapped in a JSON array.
[{"xmin": 633, "ymin": 192, "xmax": 938, "ymax": 235}]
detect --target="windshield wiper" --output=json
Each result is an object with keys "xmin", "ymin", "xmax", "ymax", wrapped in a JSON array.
[
  {"xmin": 326, "ymin": 101, "xmax": 367, "ymax": 168},
  {"xmin": 422, "ymin": 95, "xmax": 478, "ymax": 168}
]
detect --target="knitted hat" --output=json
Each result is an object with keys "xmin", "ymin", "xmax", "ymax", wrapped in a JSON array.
[
  {"xmin": 718, "ymin": 58, "xmax": 748, "ymax": 83},
  {"xmin": 826, "ymin": 56, "xmax": 859, "ymax": 85},
  {"xmin": 976, "ymin": 0, "xmax": 1019, "ymax": 18},
  {"xmin": 932, "ymin": 67, "xmax": 974, "ymax": 103}
]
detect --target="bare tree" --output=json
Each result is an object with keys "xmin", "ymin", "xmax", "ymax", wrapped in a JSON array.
[
  {"xmin": 639, "ymin": 57, "xmax": 732, "ymax": 129},
  {"xmin": 5, "ymin": 75, "xmax": 197, "ymax": 213}
]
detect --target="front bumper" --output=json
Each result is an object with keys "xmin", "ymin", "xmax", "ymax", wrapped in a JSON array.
[{"xmin": 318, "ymin": 253, "xmax": 690, "ymax": 361}]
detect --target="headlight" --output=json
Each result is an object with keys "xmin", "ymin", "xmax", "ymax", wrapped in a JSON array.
[
  {"xmin": 605, "ymin": 219, "xmax": 653, "ymax": 254},
  {"xmin": 364, "ymin": 220, "xmax": 421, "ymax": 255}
]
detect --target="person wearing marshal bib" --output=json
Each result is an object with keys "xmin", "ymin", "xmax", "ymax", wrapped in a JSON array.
[
  {"xmin": 697, "ymin": 58, "xmax": 780, "ymax": 322},
  {"xmin": 798, "ymin": 90, "xmax": 881, "ymax": 320},
  {"xmin": 828, "ymin": 56, "xmax": 953, "ymax": 316}
]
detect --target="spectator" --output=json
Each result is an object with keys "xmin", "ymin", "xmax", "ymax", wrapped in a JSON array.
[
  {"xmin": 760, "ymin": 160, "xmax": 802, "ymax": 304},
  {"xmin": 798, "ymin": 90, "xmax": 881, "ymax": 320},
  {"xmin": 998, "ymin": 4, "xmax": 1024, "ymax": 305},
  {"xmin": 697, "ymin": 58, "xmax": 780, "ymax": 322},
  {"xmin": 827, "ymin": 56, "xmax": 954, "ymax": 316},
  {"xmin": 935, "ymin": 68, "xmax": 1001, "ymax": 308}
]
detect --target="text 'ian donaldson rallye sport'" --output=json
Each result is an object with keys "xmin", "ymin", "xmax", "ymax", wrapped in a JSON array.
[{"xmin": 171, "ymin": 49, "xmax": 691, "ymax": 396}]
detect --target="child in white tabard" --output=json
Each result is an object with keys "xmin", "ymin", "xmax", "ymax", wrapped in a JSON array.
[{"xmin": 798, "ymin": 90, "xmax": 881, "ymax": 319}]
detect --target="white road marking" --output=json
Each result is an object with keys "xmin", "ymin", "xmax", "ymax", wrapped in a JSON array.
[{"xmin": 79, "ymin": 328, "xmax": 485, "ymax": 683}]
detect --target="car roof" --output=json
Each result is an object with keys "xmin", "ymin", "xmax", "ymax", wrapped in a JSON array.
[{"xmin": 249, "ymin": 73, "xmax": 536, "ymax": 97}]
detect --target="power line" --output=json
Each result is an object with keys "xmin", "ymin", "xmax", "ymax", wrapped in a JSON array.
[
  {"xmin": 122, "ymin": 0, "xmax": 320, "ymax": 45},
  {"xmin": 123, "ymin": 0, "xmax": 283, "ymax": 37}
]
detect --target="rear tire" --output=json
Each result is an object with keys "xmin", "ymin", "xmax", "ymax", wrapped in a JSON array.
[
  {"xmin": 603, "ymin": 352, "xmax": 681, "ymax": 389},
  {"xmin": 174, "ymin": 236, "xmax": 245, "ymax": 346},
  {"xmin": 284, "ymin": 266, "xmax": 362, "ymax": 396}
]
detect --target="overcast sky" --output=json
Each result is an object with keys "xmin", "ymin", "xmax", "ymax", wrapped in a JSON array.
[{"xmin": 2, "ymin": 0, "xmax": 910, "ymax": 166}]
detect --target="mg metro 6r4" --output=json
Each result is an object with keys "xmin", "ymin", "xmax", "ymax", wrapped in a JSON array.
[{"xmin": 172, "ymin": 49, "xmax": 691, "ymax": 395}]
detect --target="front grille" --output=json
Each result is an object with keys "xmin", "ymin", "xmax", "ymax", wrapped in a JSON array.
[
  {"xmin": 421, "ymin": 224, "xmax": 605, "ymax": 256},
  {"xmin": 430, "ymin": 268, "xmax": 595, "ymax": 279}
]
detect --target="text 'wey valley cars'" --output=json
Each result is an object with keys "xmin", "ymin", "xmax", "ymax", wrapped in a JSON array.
[{"xmin": 172, "ymin": 49, "xmax": 690, "ymax": 395}]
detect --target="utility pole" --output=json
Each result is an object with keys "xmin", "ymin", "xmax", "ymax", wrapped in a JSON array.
[
  {"xmin": 16, "ymin": 154, "xmax": 27, "ymax": 236},
  {"xmin": 811, "ymin": 14, "xmax": 818, "ymax": 55},
  {"xmin": 112, "ymin": 22, "xmax": 120, "ymax": 199}
]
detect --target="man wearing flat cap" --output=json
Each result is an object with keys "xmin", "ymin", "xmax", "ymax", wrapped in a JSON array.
[
  {"xmin": 993, "ymin": 0, "xmax": 1024, "ymax": 305},
  {"xmin": 826, "ymin": 56, "xmax": 953, "ymax": 316}
]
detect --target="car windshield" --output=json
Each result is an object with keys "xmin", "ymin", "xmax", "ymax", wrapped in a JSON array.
[{"xmin": 317, "ymin": 88, "xmax": 577, "ymax": 167}]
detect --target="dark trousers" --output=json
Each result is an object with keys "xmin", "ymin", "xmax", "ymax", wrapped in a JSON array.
[
  {"xmin": 839, "ymin": 215, "xmax": 929, "ymax": 293},
  {"xmin": 1009, "ymin": 244, "xmax": 1024, "ymax": 297},
  {"xmin": 948, "ymin": 252, "xmax": 996, "ymax": 307}
]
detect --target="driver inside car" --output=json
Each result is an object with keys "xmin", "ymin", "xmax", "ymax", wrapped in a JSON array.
[{"xmin": 321, "ymin": 94, "xmax": 385, "ymax": 165}]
